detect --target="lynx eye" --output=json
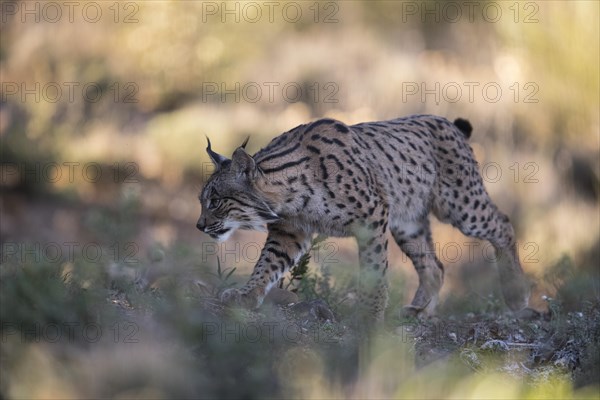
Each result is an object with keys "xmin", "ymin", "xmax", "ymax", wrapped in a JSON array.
[{"xmin": 208, "ymin": 198, "xmax": 221, "ymax": 210}]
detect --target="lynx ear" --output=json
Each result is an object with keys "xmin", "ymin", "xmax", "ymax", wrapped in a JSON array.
[
  {"xmin": 231, "ymin": 146, "xmax": 257, "ymax": 177},
  {"xmin": 206, "ymin": 136, "xmax": 229, "ymax": 169}
]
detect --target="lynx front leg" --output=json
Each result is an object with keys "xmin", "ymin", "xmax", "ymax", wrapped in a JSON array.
[
  {"xmin": 221, "ymin": 225, "xmax": 311, "ymax": 309},
  {"xmin": 355, "ymin": 229, "xmax": 390, "ymax": 325}
]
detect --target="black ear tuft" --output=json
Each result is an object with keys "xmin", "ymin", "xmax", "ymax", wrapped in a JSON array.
[
  {"xmin": 206, "ymin": 136, "xmax": 229, "ymax": 169},
  {"xmin": 240, "ymin": 136, "xmax": 250, "ymax": 149},
  {"xmin": 453, "ymin": 118, "xmax": 473, "ymax": 139}
]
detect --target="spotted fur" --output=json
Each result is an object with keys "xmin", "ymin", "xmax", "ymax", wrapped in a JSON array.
[{"xmin": 197, "ymin": 114, "xmax": 530, "ymax": 321}]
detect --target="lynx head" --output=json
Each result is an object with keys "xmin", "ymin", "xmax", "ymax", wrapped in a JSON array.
[{"xmin": 196, "ymin": 137, "xmax": 279, "ymax": 242}]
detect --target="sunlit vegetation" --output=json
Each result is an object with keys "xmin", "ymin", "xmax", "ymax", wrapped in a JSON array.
[{"xmin": 1, "ymin": 1, "xmax": 598, "ymax": 399}]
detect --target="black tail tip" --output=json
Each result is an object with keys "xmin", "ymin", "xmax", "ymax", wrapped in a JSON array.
[{"xmin": 454, "ymin": 118, "xmax": 473, "ymax": 139}]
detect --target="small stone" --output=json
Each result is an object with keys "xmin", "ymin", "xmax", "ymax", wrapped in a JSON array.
[
  {"xmin": 264, "ymin": 287, "xmax": 299, "ymax": 306},
  {"xmin": 514, "ymin": 307, "xmax": 541, "ymax": 320},
  {"xmin": 290, "ymin": 300, "xmax": 335, "ymax": 322},
  {"xmin": 481, "ymin": 339, "xmax": 510, "ymax": 352}
]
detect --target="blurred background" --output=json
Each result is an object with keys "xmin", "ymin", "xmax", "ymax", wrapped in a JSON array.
[{"xmin": 1, "ymin": 1, "xmax": 598, "ymax": 398}]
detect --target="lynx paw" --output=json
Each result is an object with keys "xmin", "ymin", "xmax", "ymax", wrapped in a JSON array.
[
  {"xmin": 220, "ymin": 287, "xmax": 264, "ymax": 309},
  {"xmin": 499, "ymin": 273, "xmax": 530, "ymax": 312},
  {"xmin": 220, "ymin": 288, "xmax": 243, "ymax": 306},
  {"xmin": 400, "ymin": 305, "xmax": 422, "ymax": 319},
  {"xmin": 400, "ymin": 296, "xmax": 437, "ymax": 319}
]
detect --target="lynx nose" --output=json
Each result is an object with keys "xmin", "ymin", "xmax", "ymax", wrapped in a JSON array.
[{"xmin": 196, "ymin": 218, "xmax": 206, "ymax": 232}]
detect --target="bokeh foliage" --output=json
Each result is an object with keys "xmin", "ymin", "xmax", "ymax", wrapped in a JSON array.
[{"xmin": 1, "ymin": 1, "xmax": 599, "ymax": 399}]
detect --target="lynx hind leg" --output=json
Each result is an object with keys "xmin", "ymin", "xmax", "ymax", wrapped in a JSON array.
[
  {"xmin": 472, "ymin": 212, "xmax": 529, "ymax": 311},
  {"xmin": 494, "ymin": 238, "xmax": 530, "ymax": 311},
  {"xmin": 433, "ymin": 175, "xmax": 530, "ymax": 311},
  {"xmin": 390, "ymin": 219, "xmax": 444, "ymax": 317}
]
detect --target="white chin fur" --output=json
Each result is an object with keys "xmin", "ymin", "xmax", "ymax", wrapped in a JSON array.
[
  {"xmin": 215, "ymin": 222, "xmax": 242, "ymax": 242},
  {"xmin": 215, "ymin": 228, "xmax": 235, "ymax": 243},
  {"xmin": 215, "ymin": 221, "xmax": 266, "ymax": 242}
]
